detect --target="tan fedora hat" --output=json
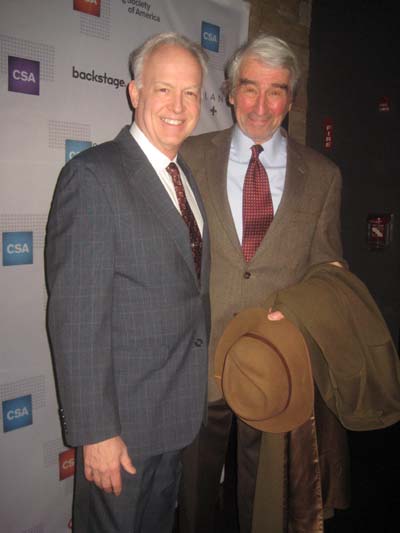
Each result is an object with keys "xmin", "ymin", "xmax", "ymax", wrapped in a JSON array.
[{"xmin": 214, "ymin": 308, "xmax": 314, "ymax": 433}]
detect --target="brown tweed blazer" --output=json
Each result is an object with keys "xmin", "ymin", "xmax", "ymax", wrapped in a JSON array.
[{"xmin": 181, "ymin": 127, "xmax": 345, "ymax": 402}]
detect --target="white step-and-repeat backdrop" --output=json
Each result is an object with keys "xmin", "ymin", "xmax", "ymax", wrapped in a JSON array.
[{"xmin": 0, "ymin": 1, "xmax": 249, "ymax": 531}]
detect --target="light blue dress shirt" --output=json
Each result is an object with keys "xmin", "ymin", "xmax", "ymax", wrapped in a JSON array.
[{"xmin": 227, "ymin": 126, "xmax": 287, "ymax": 243}]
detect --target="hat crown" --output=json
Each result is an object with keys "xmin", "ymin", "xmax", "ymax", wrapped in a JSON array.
[
  {"xmin": 223, "ymin": 333, "xmax": 291, "ymax": 422},
  {"xmin": 215, "ymin": 308, "xmax": 314, "ymax": 433}
]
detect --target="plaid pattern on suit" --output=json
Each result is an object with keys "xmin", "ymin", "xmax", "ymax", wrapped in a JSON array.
[{"xmin": 46, "ymin": 126, "xmax": 210, "ymax": 456}]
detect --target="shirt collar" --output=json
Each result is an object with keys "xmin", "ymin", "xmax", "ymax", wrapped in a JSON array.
[
  {"xmin": 130, "ymin": 122, "xmax": 177, "ymax": 172},
  {"xmin": 231, "ymin": 125, "xmax": 287, "ymax": 166}
]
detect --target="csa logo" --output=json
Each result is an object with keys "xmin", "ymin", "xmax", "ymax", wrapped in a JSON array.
[
  {"xmin": 74, "ymin": 0, "xmax": 101, "ymax": 17},
  {"xmin": 2, "ymin": 395, "xmax": 33, "ymax": 433},
  {"xmin": 8, "ymin": 56, "xmax": 40, "ymax": 96},
  {"xmin": 201, "ymin": 21, "xmax": 220, "ymax": 53},
  {"xmin": 65, "ymin": 139, "xmax": 92, "ymax": 162},
  {"xmin": 2, "ymin": 232, "xmax": 33, "ymax": 266},
  {"xmin": 59, "ymin": 448, "xmax": 76, "ymax": 480}
]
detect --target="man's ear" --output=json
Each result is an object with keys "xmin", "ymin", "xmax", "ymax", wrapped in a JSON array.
[{"xmin": 128, "ymin": 80, "xmax": 139, "ymax": 109}]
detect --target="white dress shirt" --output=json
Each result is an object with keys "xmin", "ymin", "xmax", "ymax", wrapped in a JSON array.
[
  {"xmin": 130, "ymin": 122, "xmax": 204, "ymax": 235},
  {"xmin": 227, "ymin": 126, "xmax": 287, "ymax": 243}
]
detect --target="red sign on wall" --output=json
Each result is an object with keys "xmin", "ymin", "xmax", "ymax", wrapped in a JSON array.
[
  {"xmin": 367, "ymin": 213, "xmax": 393, "ymax": 250},
  {"xmin": 378, "ymin": 96, "xmax": 390, "ymax": 112},
  {"xmin": 59, "ymin": 448, "xmax": 76, "ymax": 480},
  {"xmin": 74, "ymin": 0, "xmax": 101, "ymax": 17},
  {"xmin": 323, "ymin": 118, "xmax": 333, "ymax": 150}
]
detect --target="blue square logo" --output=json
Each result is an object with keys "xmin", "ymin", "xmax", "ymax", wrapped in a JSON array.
[
  {"xmin": 65, "ymin": 139, "xmax": 92, "ymax": 162},
  {"xmin": 3, "ymin": 395, "xmax": 33, "ymax": 433},
  {"xmin": 2, "ymin": 232, "xmax": 33, "ymax": 266},
  {"xmin": 201, "ymin": 21, "xmax": 220, "ymax": 53}
]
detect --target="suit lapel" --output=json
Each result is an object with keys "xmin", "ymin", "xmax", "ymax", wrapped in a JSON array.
[
  {"xmin": 205, "ymin": 128, "xmax": 243, "ymax": 254},
  {"xmin": 251, "ymin": 134, "xmax": 308, "ymax": 262},
  {"xmin": 198, "ymin": 126, "xmax": 310, "ymax": 265},
  {"xmin": 115, "ymin": 127, "xmax": 199, "ymax": 283},
  {"xmin": 203, "ymin": 128, "xmax": 309, "ymax": 263},
  {"xmin": 267, "ymin": 137, "xmax": 307, "ymax": 222},
  {"xmin": 178, "ymin": 155, "xmax": 210, "ymax": 290}
]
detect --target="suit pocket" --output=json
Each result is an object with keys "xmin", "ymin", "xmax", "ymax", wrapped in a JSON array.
[{"xmin": 115, "ymin": 339, "xmax": 171, "ymax": 379}]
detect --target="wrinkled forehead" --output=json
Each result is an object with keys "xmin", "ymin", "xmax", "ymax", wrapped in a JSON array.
[{"xmin": 234, "ymin": 55, "xmax": 293, "ymax": 95}]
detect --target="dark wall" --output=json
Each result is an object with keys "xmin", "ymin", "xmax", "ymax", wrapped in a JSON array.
[{"xmin": 307, "ymin": 0, "xmax": 400, "ymax": 348}]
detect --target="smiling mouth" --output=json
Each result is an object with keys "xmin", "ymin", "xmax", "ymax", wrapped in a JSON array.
[
  {"xmin": 248, "ymin": 116, "xmax": 271, "ymax": 124},
  {"xmin": 161, "ymin": 118, "xmax": 184, "ymax": 126}
]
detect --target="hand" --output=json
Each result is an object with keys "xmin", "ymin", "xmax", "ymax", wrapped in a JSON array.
[
  {"xmin": 83, "ymin": 436, "xmax": 136, "ymax": 496},
  {"xmin": 267, "ymin": 308, "xmax": 285, "ymax": 321},
  {"xmin": 329, "ymin": 261, "xmax": 343, "ymax": 268}
]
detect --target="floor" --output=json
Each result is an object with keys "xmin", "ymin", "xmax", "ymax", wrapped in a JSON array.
[{"xmin": 174, "ymin": 421, "xmax": 400, "ymax": 532}]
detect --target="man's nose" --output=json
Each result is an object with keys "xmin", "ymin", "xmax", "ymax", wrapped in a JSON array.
[
  {"xmin": 171, "ymin": 92, "xmax": 184, "ymax": 113},
  {"xmin": 254, "ymin": 93, "xmax": 268, "ymax": 115}
]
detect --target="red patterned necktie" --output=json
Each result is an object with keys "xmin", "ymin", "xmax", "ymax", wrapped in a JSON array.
[
  {"xmin": 242, "ymin": 144, "xmax": 274, "ymax": 262},
  {"xmin": 166, "ymin": 162, "xmax": 202, "ymax": 279}
]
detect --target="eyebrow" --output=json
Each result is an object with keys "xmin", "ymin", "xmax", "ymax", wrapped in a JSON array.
[
  {"xmin": 238, "ymin": 78, "xmax": 289, "ymax": 91},
  {"xmin": 154, "ymin": 81, "xmax": 201, "ymax": 90},
  {"xmin": 238, "ymin": 78, "xmax": 256, "ymax": 87}
]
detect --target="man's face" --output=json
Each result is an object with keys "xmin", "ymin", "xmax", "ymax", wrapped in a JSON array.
[
  {"xmin": 129, "ymin": 44, "xmax": 203, "ymax": 159},
  {"xmin": 229, "ymin": 55, "xmax": 293, "ymax": 144}
]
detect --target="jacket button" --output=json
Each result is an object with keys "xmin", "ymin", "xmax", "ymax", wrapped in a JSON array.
[
  {"xmin": 194, "ymin": 338, "xmax": 203, "ymax": 347},
  {"xmin": 243, "ymin": 271, "xmax": 251, "ymax": 279}
]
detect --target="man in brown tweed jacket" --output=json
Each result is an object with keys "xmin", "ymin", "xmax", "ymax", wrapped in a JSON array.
[{"xmin": 178, "ymin": 34, "xmax": 348, "ymax": 533}]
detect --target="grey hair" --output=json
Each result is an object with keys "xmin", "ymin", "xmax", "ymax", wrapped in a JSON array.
[
  {"xmin": 224, "ymin": 34, "xmax": 300, "ymax": 97},
  {"xmin": 129, "ymin": 32, "xmax": 208, "ymax": 88}
]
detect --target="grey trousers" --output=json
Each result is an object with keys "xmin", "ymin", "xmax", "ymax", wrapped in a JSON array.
[{"xmin": 73, "ymin": 447, "xmax": 181, "ymax": 533}]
